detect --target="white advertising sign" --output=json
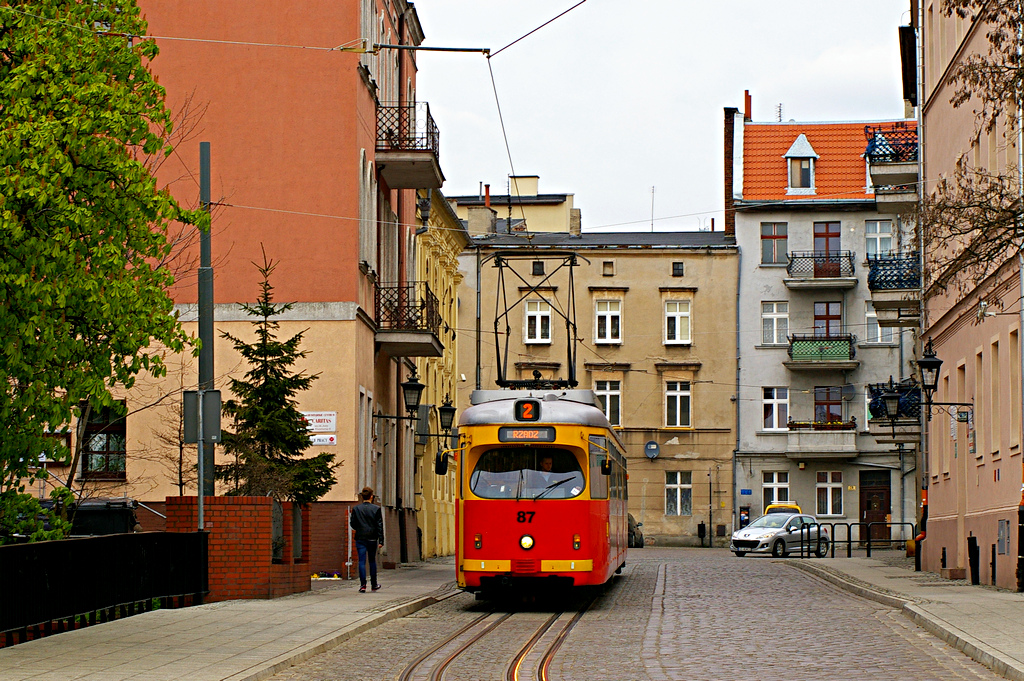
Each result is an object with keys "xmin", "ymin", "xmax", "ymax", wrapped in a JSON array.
[
  {"xmin": 309, "ymin": 434, "xmax": 337, "ymax": 446},
  {"xmin": 301, "ymin": 411, "xmax": 337, "ymax": 433}
]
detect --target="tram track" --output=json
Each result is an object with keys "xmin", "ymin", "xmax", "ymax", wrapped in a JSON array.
[{"xmin": 396, "ymin": 596, "xmax": 595, "ymax": 681}]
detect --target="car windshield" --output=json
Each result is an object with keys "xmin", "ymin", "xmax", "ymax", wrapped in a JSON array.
[
  {"xmin": 470, "ymin": 447, "xmax": 585, "ymax": 499},
  {"xmin": 747, "ymin": 514, "xmax": 790, "ymax": 529}
]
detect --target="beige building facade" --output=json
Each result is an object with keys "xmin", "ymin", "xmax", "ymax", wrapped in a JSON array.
[{"xmin": 457, "ymin": 229, "xmax": 738, "ymax": 545}]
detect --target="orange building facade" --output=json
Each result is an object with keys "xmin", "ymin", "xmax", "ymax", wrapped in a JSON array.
[{"xmin": 50, "ymin": 0, "xmax": 449, "ymax": 571}]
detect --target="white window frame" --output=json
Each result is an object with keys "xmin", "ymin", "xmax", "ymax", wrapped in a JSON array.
[
  {"xmin": 865, "ymin": 302, "xmax": 894, "ymax": 344},
  {"xmin": 665, "ymin": 381, "xmax": 692, "ymax": 428},
  {"xmin": 595, "ymin": 300, "xmax": 621, "ymax": 344},
  {"xmin": 762, "ymin": 387, "xmax": 789, "ymax": 431},
  {"xmin": 762, "ymin": 471, "xmax": 790, "ymax": 513},
  {"xmin": 664, "ymin": 300, "xmax": 691, "ymax": 345},
  {"xmin": 816, "ymin": 471, "xmax": 844, "ymax": 516},
  {"xmin": 865, "ymin": 220, "xmax": 893, "ymax": 258},
  {"xmin": 665, "ymin": 471, "xmax": 692, "ymax": 516},
  {"xmin": 761, "ymin": 301, "xmax": 789, "ymax": 345},
  {"xmin": 524, "ymin": 300, "xmax": 551, "ymax": 344},
  {"xmin": 787, "ymin": 157, "xmax": 815, "ymax": 193},
  {"xmin": 594, "ymin": 380, "xmax": 621, "ymax": 426}
]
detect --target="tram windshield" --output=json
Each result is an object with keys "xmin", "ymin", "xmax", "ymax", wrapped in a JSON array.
[{"xmin": 470, "ymin": 447, "xmax": 585, "ymax": 499}]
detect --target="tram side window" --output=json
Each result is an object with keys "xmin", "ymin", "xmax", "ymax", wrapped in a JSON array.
[
  {"xmin": 589, "ymin": 436, "xmax": 609, "ymax": 499},
  {"xmin": 471, "ymin": 447, "xmax": 585, "ymax": 499}
]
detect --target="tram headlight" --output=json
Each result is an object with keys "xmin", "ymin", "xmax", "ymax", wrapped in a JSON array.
[{"xmin": 519, "ymin": 534, "xmax": 535, "ymax": 550}]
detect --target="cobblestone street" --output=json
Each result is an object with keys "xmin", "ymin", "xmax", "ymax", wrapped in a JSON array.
[{"xmin": 270, "ymin": 548, "xmax": 1005, "ymax": 681}]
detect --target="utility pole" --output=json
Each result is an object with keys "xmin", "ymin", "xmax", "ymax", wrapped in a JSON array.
[{"xmin": 199, "ymin": 142, "xmax": 215, "ymax": 502}]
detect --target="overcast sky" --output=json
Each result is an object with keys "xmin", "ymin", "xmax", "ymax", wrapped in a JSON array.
[{"xmin": 415, "ymin": 1, "xmax": 912, "ymax": 232}]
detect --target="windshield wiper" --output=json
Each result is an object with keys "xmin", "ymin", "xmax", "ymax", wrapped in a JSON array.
[
  {"xmin": 515, "ymin": 469, "xmax": 524, "ymax": 501},
  {"xmin": 535, "ymin": 476, "xmax": 576, "ymax": 500}
]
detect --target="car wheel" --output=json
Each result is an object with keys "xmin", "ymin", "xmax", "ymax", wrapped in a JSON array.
[
  {"xmin": 733, "ymin": 551, "xmax": 746, "ymax": 557},
  {"xmin": 636, "ymin": 536, "xmax": 644, "ymax": 549},
  {"xmin": 815, "ymin": 538, "xmax": 829, "ymax": 558},
  {"xmin": 771, "ymin": 540, "xmax": 787, "ymax": 558}
]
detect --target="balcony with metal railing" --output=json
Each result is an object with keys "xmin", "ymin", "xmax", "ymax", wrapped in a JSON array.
[
  {"xmin": 865, "ymin": 123, "xmax": 918, "ymax": 186},
  {"xmin": 376, "ymin": 102, "xmax": 444, "ymax": 189},
  {"xmin": 784, "ymin": 334, "xmax": 859, "ymax": 371},
  {"xmin": 866, "ymin": 381, "xmax": 922, "ymax": 444},
  {"xmin": 784, "ymin": 251, "xmax": 857, "ymax": 289},
  {"xmin": 786, "ymin": 417, "xmax": 858, "ymax": 457},
  {"xmin": 867, "ymin": 251, "xmax": 921, "ymax": 328},
  {"xmin": 374, "ymin": 281, "xmax": 443, "ymax": 357}
]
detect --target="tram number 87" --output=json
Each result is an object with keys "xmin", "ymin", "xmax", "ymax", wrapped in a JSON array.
[{"xmin": 517, "ymin": 511, "xmax": 535, "ymax": 523}]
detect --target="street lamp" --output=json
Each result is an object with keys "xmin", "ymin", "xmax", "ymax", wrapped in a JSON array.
[
  {"xmin": 881, "ymin": 375, "xmax": 902, "ymax": 435},
  {"xmin": 916, "ymin": 338, "xmax": 943, "ymax": 404},
  {"xmin": 915, "ymin": 338, "xmax": 973, "ymax": 421},
  {"xmin": 401, "ymin": 370, "xmax": 425, "ymax": 414},
  {"xmin": 438, "ymin": 394, "xmax": 457, "ymax": 433}
]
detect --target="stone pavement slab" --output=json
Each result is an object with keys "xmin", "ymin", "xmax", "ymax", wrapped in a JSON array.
[
  {"xmin": 0, "ymin": 558, "xmax": 457, "ymax": 681},
  {"xmin": 790, "ymin": 555, "xmax": 1024, "ymax": 681}
]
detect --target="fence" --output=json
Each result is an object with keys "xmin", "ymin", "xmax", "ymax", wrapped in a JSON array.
[
  {"xmin": 790, "ymin": 522, "xmax": 917, "ymax": 560},
  {"xmin": 0, "ymin": 532, "xmax": 207, "ymax": 647}
]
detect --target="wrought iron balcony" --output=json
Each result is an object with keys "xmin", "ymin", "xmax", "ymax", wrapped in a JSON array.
[
  {"xmin": 374, "ymin": 281, "xmax": 443, "ymax": 357},
  {"xmin": 867, "ymin": 382, "xmax": 921, "ymax": 420},
  {"xmin": 787, "ymin": 419, "xmax": 858, "ymax": 431},
  {"xmin": 785, "ymin": 251, "xmax": 857, "ymax": 288},
  {"xmin": 866, "ymin": 381, "xmax": 922, "ymax": 444},
  {"xmin": 864, "ymin": 123, "xmax": 918, "ymax": 164},
  {"xmin": 788, "ymin": 334, "xmax": 855, "ymax": 360},
  {"xmin": 376, "ymin": 102, "xmax": 444, "ymax": 189},
  {"xmin": 867, "ymin": 252, "xmax": 920, "ymax": 291}
]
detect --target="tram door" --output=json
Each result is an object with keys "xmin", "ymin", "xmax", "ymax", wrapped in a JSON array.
[{"xmin": 859, "ymin": 470, "xmax": 891, "ymax": 542}]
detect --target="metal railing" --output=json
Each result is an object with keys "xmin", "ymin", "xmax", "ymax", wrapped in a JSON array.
[
  {"xmin": 867, "ymin": 381, "xmax": 921, "ymax": 420},
  {"xmin": 376, "ymin": 102, "xmax": 439, "ymax": 158},
  {"xmin": 787, "ymin": 419, "xmax": 857, "ymax": 431},
  {"xmin": 1, "ymin": 532, "xmax": 208, "ymax": 646},
  {"xmin": 375, "ymin": 281, "xmax": 441, "ymax": 334},
  {"xmin": 815, "ymin": 522, "xmax": 918, "ymax": 559},
  {"xmin": 786, "ymin": 251, "xmax": 856, "ymax": 278},
  {"xmin": 864, "ymin": 123, "xmax": 918, "ymax": 163},
  {"xmin": 788, "ymin": 334, "xmax": 856, "ymax": 361},
  {"xmin": 867, "ymin": 251, "xmax": 921, "ymax": 290}
]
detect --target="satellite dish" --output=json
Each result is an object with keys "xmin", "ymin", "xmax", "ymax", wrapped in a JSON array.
[{"xmin": 644, "ymin": 441, "xmax": 660, "ymax": 460}]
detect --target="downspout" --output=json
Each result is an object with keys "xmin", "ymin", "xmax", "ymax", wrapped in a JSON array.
[
  {"xmin": 915, "ymin": 0, "xmax": 928, "ymax": 558},
  {"xmin": 734, "ymin": 244, "xmax": 742, "ymax": 533},
  {"xmin": 1017, "ymin": 11, "xmax": 1024, "ymax": 593}
]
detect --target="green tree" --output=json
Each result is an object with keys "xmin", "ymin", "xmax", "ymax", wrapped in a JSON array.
[
  {"xmin": 216, "ymin": 252, "xmax": 337, "ymax": 505},
  {"xmin": 0, "ymin": 0, "xmax": 202, "ymax": 511}
]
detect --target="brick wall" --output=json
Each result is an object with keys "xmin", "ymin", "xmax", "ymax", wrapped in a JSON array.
[
  {"xmin": 165, "ymin": 496, "xmax": 310, "ymax": 602},
  {"xmin": 309, "ymin": 502, "xmax": 355, "ymax": 576},
  {"xmin": 137, "ymin": 500, "xmax": 167, "ymax": 532}
]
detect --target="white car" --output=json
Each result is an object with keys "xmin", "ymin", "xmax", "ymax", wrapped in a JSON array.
[{"xmin": 730, "ymin": 513, "xmax": 829, "ymax": 557}]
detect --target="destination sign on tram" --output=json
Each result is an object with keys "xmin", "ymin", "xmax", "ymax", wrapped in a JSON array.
[{"xmin": 498, "ymin": 426, "xmax": 556, "ymax": 442}]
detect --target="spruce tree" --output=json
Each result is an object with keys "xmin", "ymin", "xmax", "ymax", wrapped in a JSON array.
[{"xmin": 216, "ymin": 252, "xmax": 336, "ymax": 504}]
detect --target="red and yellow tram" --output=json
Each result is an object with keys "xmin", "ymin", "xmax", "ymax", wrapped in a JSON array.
[{"xmin": 450, "ymin": 389, "xmax": 628, "ymax": 594}]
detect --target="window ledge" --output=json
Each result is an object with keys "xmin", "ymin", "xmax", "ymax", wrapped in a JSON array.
[
  {"xmin": 754, "ymin": 344, "xmax": 789, "ymax": 350},
  {"xmin": 858, "ymin": 342, "xmax": 899, "ymax": 348},
  {"xmin": 594, "ymin": 340, "xmax": 623, "ymax": 346},
  {"xmin": 757, "ymin": 430, "xmax": 789, "ymax": 435},
  {"xmin": 664, "ymin": 342, "xmax": 693, "ymax": 347},
  {"xmin": 523, "ymin": 340, "xmax": 553, "ymax": 345},
  {"xmin": 759, "ymin": 263, "xmax": 788, "ymax": 268}
]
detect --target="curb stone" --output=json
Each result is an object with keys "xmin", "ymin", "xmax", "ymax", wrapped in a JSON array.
[{"xmin": 788, "ymin": 561, "xmax": 1024, "ymax": 681}]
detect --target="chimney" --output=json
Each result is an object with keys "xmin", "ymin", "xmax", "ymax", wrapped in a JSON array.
[
  {"xmin": 744, "ymin": 90, "xmax": 752, "ymax": 122},
  {"xmin": 570, "ymin": 208, "xmax": 582, "ymax": 236},
  {"xmin": 484, "ymin": 184, "xmax": 491, "ymax": 208},
  {"xmin": 724, "ymin": 106, "xmax": 739, "ymax": 239},
  {"xmin": 710, "ymin": 217, "xmax": 715, "ymax": 232},
  {"xmin": 467, "ymin": 205, "xmax": 497, "ymax": 235}
]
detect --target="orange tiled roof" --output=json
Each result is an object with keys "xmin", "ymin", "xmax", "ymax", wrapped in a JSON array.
[{"xmin": 742, "ymin": 120, "xmax": 916, "ymax": 202}]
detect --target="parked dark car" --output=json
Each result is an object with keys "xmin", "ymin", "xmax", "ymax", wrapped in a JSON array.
[{"xmin": 628, "ymin": 513, "xmax": 644, "ymax": 548}]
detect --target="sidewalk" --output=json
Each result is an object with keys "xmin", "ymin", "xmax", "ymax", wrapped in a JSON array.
[
  {"xmin": 791, "ymin": 553, "xmax": 1024, "ymax": 681},
  {"xmin": 3, "ymin": 553, "xmax": 1023, "ymax": 681},
  {"xmin": 0, "ymin": 558, "xmax": 458, "ymax": 681}
]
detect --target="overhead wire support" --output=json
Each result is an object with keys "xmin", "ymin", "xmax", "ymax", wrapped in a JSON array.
[{"xmin": 373, "ymin": 44, "xmax": 490, "ymax": 55}]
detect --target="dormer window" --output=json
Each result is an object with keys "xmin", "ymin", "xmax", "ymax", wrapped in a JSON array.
[{"xmin": 784, "ymin": 134, "xmax": 818, "ymax": 195}]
